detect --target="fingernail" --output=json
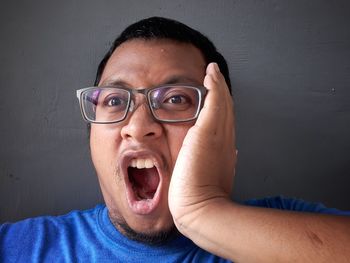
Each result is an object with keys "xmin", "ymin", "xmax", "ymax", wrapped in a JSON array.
[{"xmin": 213, "ymin": 62, "xmax": 220, "ymax": 72}]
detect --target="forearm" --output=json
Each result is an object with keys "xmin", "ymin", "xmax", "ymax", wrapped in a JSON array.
[{"xmin": 175, "ymin": 199, "xmax": 350, "ymax": 263}]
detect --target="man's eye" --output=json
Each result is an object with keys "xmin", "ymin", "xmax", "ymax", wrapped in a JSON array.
[
  {"xmin": 103, "ymin": 94, "xmax": 128, "ymax": 108},
  {"xmin": 107, "ymin": 97, "xmax": 124, "ymax": 106},
  {"xmin": 165, "ymin": 95, "xmax": 188, "ymax": 104}
]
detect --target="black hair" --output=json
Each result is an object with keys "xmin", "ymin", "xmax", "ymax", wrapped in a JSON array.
[
  {"xmin": 87, "ymin": 17, "xmax": 231, "ymax": 135},
  {"xmin": 94, "ymin": 16, "xmax": 231, "ymax": 89}
]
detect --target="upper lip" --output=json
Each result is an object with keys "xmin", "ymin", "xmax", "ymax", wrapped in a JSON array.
[{"xmin": 120, "ymin": 149, "xmax": 163, "ymax": 173}]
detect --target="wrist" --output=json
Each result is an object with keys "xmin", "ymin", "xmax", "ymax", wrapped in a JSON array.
[{"xmin": 172, "ymin": 196, "xmax": 235, "ymax": 238}]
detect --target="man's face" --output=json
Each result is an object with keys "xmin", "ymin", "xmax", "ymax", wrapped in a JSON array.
[{"xmin": 90, "ymin": 39, "xmax": 206, "ymax": 241}]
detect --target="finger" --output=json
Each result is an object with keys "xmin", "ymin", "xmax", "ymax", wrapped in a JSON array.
[
  {"xmin": 195, "ymin": 63, "xmax": 231, "ymax": 132},
  {"xmin": 205, "ymin": 63, "xmax": 236, "ymax": 138},
  {"xmin": 203, "ymin": 63, "xmax": 236, "ymax": 151}
]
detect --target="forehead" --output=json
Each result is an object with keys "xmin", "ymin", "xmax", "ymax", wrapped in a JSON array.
[{"xmin": 99, "ymin": 39, "xmax": 206, "ymax": 87}]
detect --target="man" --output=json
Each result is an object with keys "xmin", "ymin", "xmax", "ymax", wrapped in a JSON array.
[{"xmin": 1, "ymin": 17, "xmax": 349, "ymax": 262}]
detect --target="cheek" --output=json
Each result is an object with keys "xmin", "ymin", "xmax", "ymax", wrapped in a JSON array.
[
  {"xmin": 90, "ymin": 125, "xmax": 122, "ymax": 165},
  {"xmin": 90, "ymin": 125, "xmax": 124, "ymax": 203},
  {"xmin": 165, "ymin": 124, "xmax": 192, "ymax": 163}
]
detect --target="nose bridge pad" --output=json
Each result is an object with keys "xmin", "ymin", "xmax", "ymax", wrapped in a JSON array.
[{"xmin": 129, "ymin": 100, "xmax": 135, "ymax": 112}]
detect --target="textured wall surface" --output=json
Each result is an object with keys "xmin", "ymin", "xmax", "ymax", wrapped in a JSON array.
[{"xmin": 1, "ymin": 0, "xmax": 349, "ymax": 222}]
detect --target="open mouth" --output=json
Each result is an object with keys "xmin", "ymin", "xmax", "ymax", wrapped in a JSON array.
[{"xmin": 125, "ymin": 157, "xmax": 161, "ymax": 214}]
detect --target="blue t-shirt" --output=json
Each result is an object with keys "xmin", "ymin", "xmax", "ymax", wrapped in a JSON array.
[{"xmin": 0, "ymin": 196, "xmax": 349, "ymax": 263}]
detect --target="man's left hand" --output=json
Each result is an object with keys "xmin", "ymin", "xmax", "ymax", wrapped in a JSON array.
[{"xmin": 168, "ymin": 62, "xmax": 236, "ymax": 232}]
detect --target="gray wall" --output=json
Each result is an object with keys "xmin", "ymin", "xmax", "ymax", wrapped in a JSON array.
[{"xmin": 1, "ymin": 0, "xmax": 349, "ymax": 223}]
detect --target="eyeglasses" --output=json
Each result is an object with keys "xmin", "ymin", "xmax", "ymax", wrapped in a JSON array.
[{"xmin": 76, "ymin": 85, "xmax": 207, "ymax": 124}]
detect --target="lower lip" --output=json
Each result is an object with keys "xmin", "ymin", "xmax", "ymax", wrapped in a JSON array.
[{"xmin": 125, "ymin": 180, "xmax": 162, "ymax": 215}]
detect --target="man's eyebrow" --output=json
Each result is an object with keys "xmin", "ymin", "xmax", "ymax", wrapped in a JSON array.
[
  {"xmin": 161, "ymin": 76, "xmax": 202, "ymax": 86},
  {"xmin": 99, "ymin": 79, "xmax": 130, "ymax": 87},
  {"xmin": 100, "ymin": 76, "xmax": 202, "ymax": 87}
]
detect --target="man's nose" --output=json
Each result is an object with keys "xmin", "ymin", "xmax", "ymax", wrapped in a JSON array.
[{"xmin": 120, "ymin": 101, "xmax": 162, "ymax": 141}]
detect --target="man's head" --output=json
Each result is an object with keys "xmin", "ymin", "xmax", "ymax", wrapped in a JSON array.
[{"xmin": 86, "ymin": 17, "xmax": 231, "ymax": 244}]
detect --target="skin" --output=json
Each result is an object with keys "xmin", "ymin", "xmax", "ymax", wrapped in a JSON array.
[
  {"xmin": 90, "ymin": 39, "xmax": 207, "ymax": 236},
  {"xmin": 91, "ymin": 38, "xmax": 350, "ymax": 261},
  {"xmin": 168, "ymin": 63, "xmax": 350, "ymax": 262}
]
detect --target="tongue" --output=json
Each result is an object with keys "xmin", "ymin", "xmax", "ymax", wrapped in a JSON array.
[{"xmin": 130, "ymin": 167, "xmax": 160, "ymax": 199}]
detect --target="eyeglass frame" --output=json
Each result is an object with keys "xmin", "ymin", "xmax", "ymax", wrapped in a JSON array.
[{"xmin": 76, "ymin": 84, "xmax": 208, "ymax": 124}]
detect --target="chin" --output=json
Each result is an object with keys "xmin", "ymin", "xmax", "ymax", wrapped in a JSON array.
[{"xmin": 110, "ymin": 211, "xmax": 178, "ymax": 245}]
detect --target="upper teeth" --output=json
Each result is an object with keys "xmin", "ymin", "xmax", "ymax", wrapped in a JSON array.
[{"xmin": 130, "ymin": 158, "xmax": 155, "ymax": 169}]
